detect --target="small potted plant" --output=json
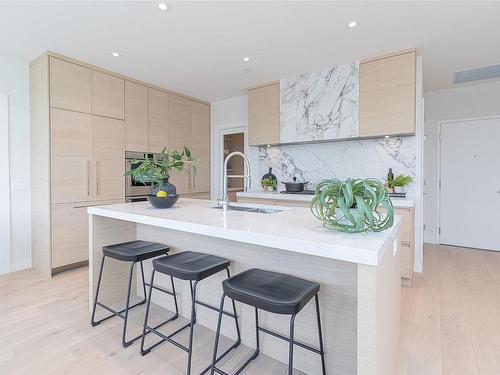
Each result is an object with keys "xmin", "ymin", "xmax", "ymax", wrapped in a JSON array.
[
  {"xmin": 125, "ymin": 146, "xmax": 196, "ymax": 208},
  {"xmin": 387, "ymin": 174, "xmax": 414, "ymax": 193},
  {"xmin": 261, "ymin": 177, "xmax": 277, "ymax": 192}
]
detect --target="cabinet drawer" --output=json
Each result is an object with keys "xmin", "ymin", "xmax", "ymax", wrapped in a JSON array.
[
  {"xmin": 395, "ymin": 207, "xmax": 414, "ymax": 243},
  {"xmin": 51, "ymin": 203, "xmax": 89, "ymax": 268}
]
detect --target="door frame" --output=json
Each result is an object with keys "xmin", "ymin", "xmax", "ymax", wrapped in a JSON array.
[
  {"xmin": 0, "ymin": 93, "xmax": 10, "ymax": 274},
  {"xmin": 210, "ymin": 121, "xmax": 248, "ymax": 200},
  {"xmin": 437, "ymin": 115, "xmax": 500, "ymax": 245}
]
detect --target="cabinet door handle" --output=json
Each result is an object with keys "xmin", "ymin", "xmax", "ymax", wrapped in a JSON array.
[
  {"xmin": 95, "ymin": 161, "xmax": 100, "ymax": 196},
  {"xmin": 87, "ymin": 160, "xmax": 91, "ymax": 197}
]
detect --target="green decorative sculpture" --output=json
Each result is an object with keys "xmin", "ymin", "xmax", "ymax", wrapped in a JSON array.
[{"xmin": 310, "ymin": 178, "xmax": 394, "ymax": 233}]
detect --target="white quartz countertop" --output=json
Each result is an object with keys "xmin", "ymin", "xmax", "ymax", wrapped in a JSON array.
[
  {"xmin": 88, "ymin": 198, "xmax": 401, "ymax": 267},
  {"xmin": 237, "ymin": 190, "xmax": 415, "ymax": 208}
]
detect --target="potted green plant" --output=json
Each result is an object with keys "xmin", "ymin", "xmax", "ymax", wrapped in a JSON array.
[
  {"xmin": 261, "ymin": 177, "xmax": 277, "ymax": 191},
  {"xmin": 125, "ymin": 146, "xmax": 196, "ymax": 197},
  {"xmin": 310, "ymin": 178, "xmax": 394, "ymax": 233},
  {"xmin": 386, "ymin": 174, "xmax": 414, "ymax": 193}
]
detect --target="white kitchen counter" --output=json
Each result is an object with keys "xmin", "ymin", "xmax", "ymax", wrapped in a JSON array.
[
  {"xmin": 88, "ymin": 198, "xmax": 400, "ymax": 267},
  {"xmin": 237, "ymin": 190, "xmax": 415, "ymax": 208}
]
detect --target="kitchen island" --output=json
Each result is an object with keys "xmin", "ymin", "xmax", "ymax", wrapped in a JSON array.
[{"xmin": 88, "ymin": 199, "xmax": 401, "ymax": 375}]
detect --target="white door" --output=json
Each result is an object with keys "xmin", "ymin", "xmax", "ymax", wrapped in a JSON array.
[{"xmin": 440, "ymin": 117, "xmax": 500, "ymax": 251}]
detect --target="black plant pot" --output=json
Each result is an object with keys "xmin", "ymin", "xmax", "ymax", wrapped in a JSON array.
[{"xmin": 152, "ymin": 178, "xmax": 177, "ymax": 196}]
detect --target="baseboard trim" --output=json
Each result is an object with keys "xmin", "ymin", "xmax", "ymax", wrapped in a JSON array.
[{"xmin": 10, "ymin": 259, "xmax": 32, "ymax": 272}]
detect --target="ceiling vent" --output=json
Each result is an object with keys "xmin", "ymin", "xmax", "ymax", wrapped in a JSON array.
[{"xmin": 454, "ymin": 63, "xmax": 500, "ymax": 84}]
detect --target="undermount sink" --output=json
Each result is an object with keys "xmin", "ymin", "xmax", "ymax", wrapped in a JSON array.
[{"xmin": 212, "ymin": 204, "xmax": 283, "ymax": 214}]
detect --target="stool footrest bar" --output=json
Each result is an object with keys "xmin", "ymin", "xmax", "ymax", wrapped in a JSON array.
[{"xmin": 258, "ymin": 325, "xmax": 323, "ymax": 355}]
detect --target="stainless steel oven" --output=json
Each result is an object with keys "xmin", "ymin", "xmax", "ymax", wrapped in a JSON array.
[{"xmin": 125, "ymin": 151, "xmax": 158, "ymax": 199}]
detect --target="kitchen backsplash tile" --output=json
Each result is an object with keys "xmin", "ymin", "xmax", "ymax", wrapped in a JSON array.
[{"xmin": 250, "ymin": 136, "xmax": 416, "ymax": 194}]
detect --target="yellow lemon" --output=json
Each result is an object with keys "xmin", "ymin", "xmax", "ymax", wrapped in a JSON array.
[{"xmin": 156, "ymin": 190, "xmax": 168, "ymax": 198}]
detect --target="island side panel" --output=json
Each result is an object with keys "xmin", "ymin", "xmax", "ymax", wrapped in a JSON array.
[
  {"xmin": 357, "ymin": 233, "xmax": 401, "ymax": 374},
  {"xmin": 137, "ymin": 223, "xmax": 358, "ymax": 375},
  {"xmin": 88, "ymin": 214, "xmax": 138, "ymax": 312}
]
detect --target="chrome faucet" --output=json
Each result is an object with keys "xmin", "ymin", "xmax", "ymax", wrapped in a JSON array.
[{"xmin": 220, "ymin": 151, "xmax": 252, "ymax": 207}]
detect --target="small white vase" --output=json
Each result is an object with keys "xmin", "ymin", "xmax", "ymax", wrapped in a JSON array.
[{"xmin": 394, "ymin": 186, "xmax": 405, "ymax": 193}]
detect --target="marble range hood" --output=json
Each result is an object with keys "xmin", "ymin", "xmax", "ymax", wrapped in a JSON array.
[{"xmin": 280, "ymin": 61, "xmax": 359, "ymax": 144}]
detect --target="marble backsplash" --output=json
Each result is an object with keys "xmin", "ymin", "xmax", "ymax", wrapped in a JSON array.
[
  {"xmin": 250, "ymin": 136, "xmax": 416, "ymax": 195},
  {"xmin": 280, "ymin": 61, "xmax": 359, "ymax": 143}
]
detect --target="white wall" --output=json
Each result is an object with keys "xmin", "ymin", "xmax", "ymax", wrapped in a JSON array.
[
  {"xmin": 424, "ymin": 80, "xmax": 500, "ymax": 243},
  {"xmin": 0, "ymin": 56, "xmax": 31, "ymax": 272}
]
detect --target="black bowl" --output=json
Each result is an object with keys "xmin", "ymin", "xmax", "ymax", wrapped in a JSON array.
[{"xmin": 147, "ymin": 194, "xmax": 179, "ymax": 209}]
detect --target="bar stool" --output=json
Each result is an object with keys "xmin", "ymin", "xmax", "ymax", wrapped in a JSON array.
[
  {"xmin": 91, "ymin": 240, "xmax": 171, "ymax": 347},
  {"xmin": 210, "ymin": 268, "xmax": 326, "ymax": 375},
  {"xmin": 140, "ymin": 251, "xmax": 241, "ymax": 375}
]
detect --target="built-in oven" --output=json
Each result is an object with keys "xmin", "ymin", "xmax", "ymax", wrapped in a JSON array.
[{"xmin": 125, "ymin": 151, "xmax": 157, "ymax": 199}]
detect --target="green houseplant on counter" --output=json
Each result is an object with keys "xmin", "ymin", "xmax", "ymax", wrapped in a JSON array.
[
  {"xmin": 386, "ymin": 174, "xmax": 414, "ymax": 194},
  {"xmin": 310, "ymin": 178, "xmax": 394, "ymax": 233},
  {"xmin": 125, "ymin": 146, "xmax": 197, "ymax": 198}
]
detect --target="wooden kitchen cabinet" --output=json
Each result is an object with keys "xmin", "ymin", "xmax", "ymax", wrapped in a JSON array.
[
  {"xmin": 92, "ymin": 70, "xmax": 125, "ymax": 119},
  {"xmin": 148, "ymin": 88, "xmax": 169, "ymax": 153},
  {"xmin": 248, "ymin": 82, "xmax": 280, "ymax": 146},
  {"xmin": 49, "ymin": 57, "xmax": 91, "ymax": 113},
  {"xmin": 359, "ymin": 50, "xmax": 416, "ymax": 137},
  {"xmin": 168, "ymin": 94, "xmax": 192, "ymax": 193},
  {"xmin": 124, "ymin": 81, "xmax": 148, "ymax": 152},
  {"xmin": 91, "ymin": 116, "xmax": 125, "ymax": 200},
  {"xmin": 190, "ymin": 100, "xmax": 210, "ymax": 193},
  {"xmin": 51, "ymin": 199, "xmax": 123, "ymax": 270},
  {"xmin": 51, "ymin": 108, "xmax": 91, "ymax": 204}
]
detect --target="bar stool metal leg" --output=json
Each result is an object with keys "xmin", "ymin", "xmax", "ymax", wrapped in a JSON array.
[
  {"xmin": 186, "ymin": 281, "xmax": 199, "ymax": 375},
  {"xmin": 91, "ymin": 256, "xmax": 106, "ymax": 327},
  {"xmin": 315, "ymin": 294, "xmax": 327, "ymax": 375},
  {"xmin": 140, "ymin": 270, "xmax": 156, "ymax": 354},
  {"xmin": 288, "ymin": 314, "xmax": 296, "ymax": 375}
]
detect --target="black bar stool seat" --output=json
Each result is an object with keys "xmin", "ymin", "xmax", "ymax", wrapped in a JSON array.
[
  {"xmin": 223, "ymin": 268, "xmax": 320, "ymax": 315},
  {"xmin": 153, "ymin": 251, "xmax": 230, "ymax": 281},
  {"xmin": 210, "ymin": 268, "xmax": 326, "ymax": 375},
  {"xmin": 103, "ymin": 240, "xmax": 169, "ymax": 262},
  {"xmin": 91, "ymin": 240, "xmax": 170, "ymax": 348},
  {"xmin": 141, "ymin": 251, "xmax": 240, "ymax": 375}
]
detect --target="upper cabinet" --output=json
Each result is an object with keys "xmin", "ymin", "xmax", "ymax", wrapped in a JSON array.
[
  {"xmin": 359, "ymin": 50, "xmax": 416, "ymax": 137},
  {"xmin": 190, "ymin": 100, "xmax": 210, "ymax": 193},
  {"xmin": 248, "ymin": 83, "xmax": 280, "ymax": 146},
  {"xmin": 124, "ymin": 81, "xmax": 148, "ymax": 152},
  {"xmin": 92, "ymin": 71, "xmax": 125, "ymax": 119},
  {"xmin": 148, "ymin": 88, "xmax": 169, "ymax": 153},
  {"xmin": 168, "ymin": 94, "xmax": 192, "ymax": 194},
  {"xmin": 50, "ymin": 57, "xmax": 91, "ymax": 113}
]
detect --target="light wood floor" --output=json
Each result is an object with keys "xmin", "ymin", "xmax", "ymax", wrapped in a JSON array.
[
  {"xmin": 398, "ymin": 244, "xmax": 500, "ymax": 375},
  {"xmin": 1, "ymin": 244, "xmax": 500, "ymax": 374}
]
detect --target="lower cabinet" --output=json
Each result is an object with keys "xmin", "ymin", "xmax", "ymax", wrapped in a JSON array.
[{"xmin": 51, "ymin": 199, "xmax": 123, "ymax": 270}]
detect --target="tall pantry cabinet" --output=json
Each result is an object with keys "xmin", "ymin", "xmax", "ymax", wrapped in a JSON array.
[
  {"xmin": 31, "ymin": 52, "xmax": 211, "ymax": 277},
  {"xmin": 31, "ymin": 55, "xmax": 125, "ymax": 276}
]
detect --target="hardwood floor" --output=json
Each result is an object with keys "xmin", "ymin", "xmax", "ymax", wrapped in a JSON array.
[
  {"xmin": 1, "ymin": 244, "xmax": 500, "ymax": 374},
  {"xmin": 398, "ymin": 244, "xmax": 500, "ymax": 375},
  {"xmin": 0, "ymin": 265, "xmax": 303, "ymax": 374}
]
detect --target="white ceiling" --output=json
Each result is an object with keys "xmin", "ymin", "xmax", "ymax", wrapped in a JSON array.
[{"xmin": 1, "ymin": 1, "xmax": 499, "ymax": 102}]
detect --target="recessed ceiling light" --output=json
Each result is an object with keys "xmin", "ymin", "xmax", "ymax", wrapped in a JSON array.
[
  {"xmin": 243, "ymin": 57, "xmax": 251, "ymax": 62},
  {"xmin": 158, "ymin": 2, "xmax": 168, "ymax": 11},
  {"xmin": 347, "ymin": 21, "xmax": 358, "ymax": 28},
  {"xmin": 111, "ymin": 52, "xmax": 120, "ymax": 57}
]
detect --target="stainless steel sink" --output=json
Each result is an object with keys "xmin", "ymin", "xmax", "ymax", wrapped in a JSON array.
[{"xmin": 212, "ymin": 204, "xmax": 283, "ymax": 214}]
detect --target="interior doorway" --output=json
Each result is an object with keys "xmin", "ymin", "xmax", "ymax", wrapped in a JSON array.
[
  {"xmin": 439, "ymin": 116, "xmax": 500, "ymax": 251},
  {"xmin": 223, "ymin": 132, "xmax": 245, "ymax": 202},
  {"xmin": 211, "ymin": 124, "xmax": 248, "ymax": 201}
]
